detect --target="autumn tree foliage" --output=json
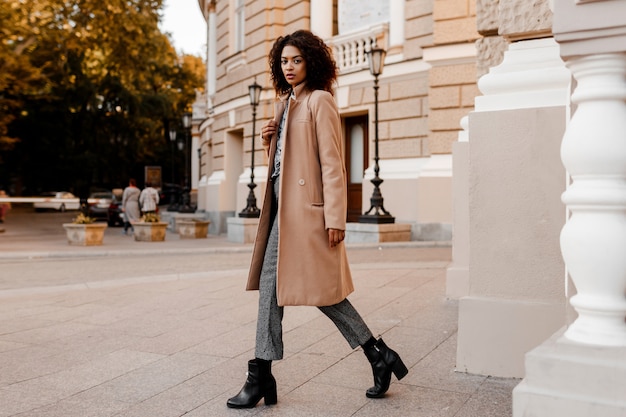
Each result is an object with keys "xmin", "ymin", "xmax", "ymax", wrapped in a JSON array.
[{"xmin": 0, "ymin": 0, "xmax": 205, "ymax": 195}]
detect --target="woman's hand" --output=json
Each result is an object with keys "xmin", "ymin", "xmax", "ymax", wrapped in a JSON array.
[
  {"xmin": 327, "ymin": 228, "xmax": 345, "ymax": 248},
  {"xmin": 261, "ymin": 120, "xmax": 277, "ymax": 146}
]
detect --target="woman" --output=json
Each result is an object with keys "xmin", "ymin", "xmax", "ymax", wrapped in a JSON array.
[
  {"xmin": 139, "ymin": 182, "xmax": 159, "ymax": 214},
  {"xmin": 121, "ymin": 178, "xmax": 140, "ymax": 234},
  {"xmin": 227, "ymin": 30, "xmax": 407, "ymax": 409}
]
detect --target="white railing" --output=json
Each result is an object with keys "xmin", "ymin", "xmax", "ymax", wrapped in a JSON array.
[
  {"xmin": 0, "ymin": 197, "xmax": 80, "ymax": 204},
  {"xmin": 560, "ymin": 53, "xmax": 626, "ymax": 347},
  {"xmin": 326, "ymin": 23, "xmax": 388, "ymax": 74}
]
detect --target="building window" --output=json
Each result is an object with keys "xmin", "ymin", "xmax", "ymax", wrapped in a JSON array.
[
  {"xmin": 338, "ymin": 0, "xmax": 388, "ymax": 35},
  {"xmin": 234, "ymin": 0, "xmax": 245, "ymax": 52}
]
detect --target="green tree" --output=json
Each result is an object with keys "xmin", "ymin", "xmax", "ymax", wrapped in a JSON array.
[
  {"xmin": 0, "ymin": 0, "xmax": 205, "ymax": 195},
  {"xmin": 0, "ymin": 1, "xmax": 46, "ymax": 150}
]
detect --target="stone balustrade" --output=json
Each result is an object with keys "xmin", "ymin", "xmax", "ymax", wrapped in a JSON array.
[
  {"xmin": 560, "ymin": 52, "xmax": 626, "ymax": 347},
  {"xmin": 326, "ymin": 23, "xmax": 388, "ymax": 74}
]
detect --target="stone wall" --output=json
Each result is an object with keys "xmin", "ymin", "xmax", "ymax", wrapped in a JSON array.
[
  {"xmin": 456, "ymin": 0, "xmax": 569, "ymax": 377},
  {"xmin": 426, "ymin": 0, "xmax": 480, "ymax": 154}
]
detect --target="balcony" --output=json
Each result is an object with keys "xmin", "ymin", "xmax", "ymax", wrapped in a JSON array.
[{"xmin": 326, "ymin": 23, "xmax": 389, "ymax": 74}]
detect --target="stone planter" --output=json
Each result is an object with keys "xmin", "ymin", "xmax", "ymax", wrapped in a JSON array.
[
  {"xmin": 132, "ymin": 222, "xmax": 168, "ymax": 242},
  {"xmin": 178, "ymin": 220, "xmax": 210, "ymax": 239},
  {"xmin": 63, "ymin": 223, "xmax": 108, "ymax": 246}
]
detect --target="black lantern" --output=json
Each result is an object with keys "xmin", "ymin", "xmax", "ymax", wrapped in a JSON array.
[
  {"xmin": 178, "ymin": 111, "xmax": 194, "ymax": 213},
  {"xmin": 367, "ymin": 47, "xmax": 386, "ymax": 77},
  {"xmin": 239, "ymin": 79, "xmax": 263, "ymax": 218},
  {"xmin": 359, "ymin": 47, "xmax": 394, "ymax": 224}
]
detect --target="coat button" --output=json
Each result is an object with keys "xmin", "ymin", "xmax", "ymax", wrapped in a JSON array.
[{"xmin": 298, "ymin": 179, "xmax": 305, "ymax": 185}]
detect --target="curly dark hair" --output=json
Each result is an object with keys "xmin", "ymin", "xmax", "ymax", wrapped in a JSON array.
[{"xmin": 268, "ymin": 30, "xmax": 338, "ymax": 96}]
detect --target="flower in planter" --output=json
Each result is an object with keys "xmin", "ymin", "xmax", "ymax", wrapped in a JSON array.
[
  {"xmin": 140, "ymin": 212, "xmax": 161, "ymax": 223},
  {"xmin": 72, "ymin": 213, "xmax": 96, "ymax": 224},
  {"xmin": 64, "ymin": 213, "xmax": 106, "ymax": 246}
]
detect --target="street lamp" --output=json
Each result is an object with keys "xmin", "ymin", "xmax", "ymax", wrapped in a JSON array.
[
  {"xmin": 359, "ymin": 47, "xmax": 395, "ymax": 224},
  {"xmin": 178, "ymin": 111, "xmax": 194, "ymax": 213},
  {"xmin": 168, "ymin": 126, "xmax": 179, "ymax": 212},
  {"xmin": 239, "ymin": 79, "xmax": 262, "ymax": 218},
  {"xmin": 197, "ymin": 147, "xmax": 202, "ymax": 180}
]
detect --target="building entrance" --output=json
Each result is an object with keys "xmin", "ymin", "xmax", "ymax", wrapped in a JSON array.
[{"xmin": 344, "ymin": 115, "xmax": 368, "ymax": 223}]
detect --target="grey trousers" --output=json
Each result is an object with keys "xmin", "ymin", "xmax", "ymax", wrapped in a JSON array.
[{"xmin": 255, "ymin": 179, "xmax": 373, "ymax": 361}]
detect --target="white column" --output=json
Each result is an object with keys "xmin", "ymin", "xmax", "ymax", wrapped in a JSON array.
[
  {"xmin": 389, "ymin": 0, "xmax": 405, "ymax": 49},
  {"xmin": 446, "ymin": 116, "xmax": 470, "ymax": 299},
  {"xmin": 560, "ymin": 53, "xmax": 626, "ymax": 346},
  {"xmin": 310, "ymin": 0, "xmax": 333, "ymax": 39},
  {"xmin": 191, "ymin": 131, "xmax": 199, "ymax": 190},
  {"xmin": 457, "ymin": 38, "xmax": 570, "ymax": 378},
  {"xmin": 207, "ymin": 4, "xmax": 217, "ymax": 105}
]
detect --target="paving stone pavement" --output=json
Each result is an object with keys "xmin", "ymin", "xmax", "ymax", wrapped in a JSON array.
[{"xmin": 0, "ymin": 207, "xmax": 520, "ymax": 416}]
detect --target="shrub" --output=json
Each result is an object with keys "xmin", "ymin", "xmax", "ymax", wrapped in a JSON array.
[
  {"xmin": 141, "ymin": 212, "xmax": 161, "ymax": 223},
  {"xmin": 72, "ymin": 213, "xmax": 96, "ymax": 224}
]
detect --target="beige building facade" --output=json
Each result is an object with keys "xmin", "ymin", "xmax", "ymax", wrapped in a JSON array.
[
  {"xmin": 193, "ymin": 0, "xmax": 478, "ymax": 239},
  {"xmin": 191, "ymin": 0, "xmax": 626, "ymax": 415}
]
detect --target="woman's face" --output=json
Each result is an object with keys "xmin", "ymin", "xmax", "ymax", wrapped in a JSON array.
[{"xmin": 281, "ymin": 45, "xmax": 306, "ymax": 87}]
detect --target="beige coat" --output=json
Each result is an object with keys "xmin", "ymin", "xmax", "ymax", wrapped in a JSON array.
[{"xmin": 246, "ymin": 83, "xmax": 354, "ymax": 306}]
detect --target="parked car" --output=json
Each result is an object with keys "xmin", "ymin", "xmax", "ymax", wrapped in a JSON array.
[
  {"xmin": 87, "ymin": 191, "xmax": 113, "ymax": 221},
  {"xmin": 107, "ymin": 193, "xmax": 124, "ymax": 227},
  {"xmin": 33, "ymin": 191, "xmax": 81, "ymax": 212}
]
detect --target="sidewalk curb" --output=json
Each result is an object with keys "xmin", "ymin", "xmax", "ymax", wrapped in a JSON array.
[
  {"xmin": 0, "ymin": 240, "xmax": 451, "ymax": 260},
  {"xmin": 0, "ymin": 246, "xmax": 253, "ymax": 260}
]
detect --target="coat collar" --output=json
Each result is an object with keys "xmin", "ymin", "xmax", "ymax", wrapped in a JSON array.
[{"xmin": 279, "ymin": 82, "xmax": 309, "ymax": 103}]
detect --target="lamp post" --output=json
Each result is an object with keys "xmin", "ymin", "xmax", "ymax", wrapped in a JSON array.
[
  {"xmin": 178, "ymin": 111, "xmax": 194, "ymax": 213},
  {"xmin": 239, "ymin": 79, "xmax": 262, "ymax": 218},
  {"xmin": 197, "ymin": 147, "xmax": 202, "ymax": 181},
  {"xmin": 359, "ymin": 47, "xmax": 394, "ymax": 224},
  {"xmin": 168, "ymin": 126, "xmax": 179, "ymax": 212}
]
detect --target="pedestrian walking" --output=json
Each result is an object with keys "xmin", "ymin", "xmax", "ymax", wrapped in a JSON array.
[
  {"xmin": 139, "ymin": 182, "xmax": 159, "ymax": 214},
  {"xmin": 121, "ymin": 179, "xmax": 140, "ymax": 234},
  {"xmin": 0, "ymin": 190, "xmax": 10, "ymax": 223},
  {"xmin": 227, "ymin": 30, "xmax": 407, "ymax": 410}
]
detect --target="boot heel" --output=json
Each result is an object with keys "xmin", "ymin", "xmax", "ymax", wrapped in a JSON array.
[
  {"xmin": 392, "ymin": 358, "xmax": 408, "ymax": 380},
  {"xmin": 264, "ymin": 387, "xmax": 277, "ymax": 405}
]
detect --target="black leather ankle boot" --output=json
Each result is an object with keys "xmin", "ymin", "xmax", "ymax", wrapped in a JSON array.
[
  {"xmin": 363, "ymin": 338, "xmax": 408, "ymax": 398},
  {"xmin": 226, "ymin": 359, "xmax": 277, "ymax": 408}
]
